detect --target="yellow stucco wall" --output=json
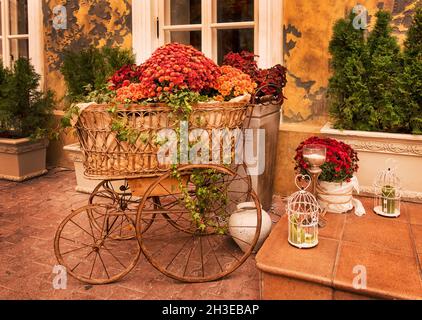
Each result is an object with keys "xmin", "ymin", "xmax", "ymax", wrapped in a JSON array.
[
  {"xmin": 276, "ymin": 0, "xmax": 421, "ymax": 195},
  {"xmin": 42, "ymin": 0, "xmax": 420, "ymax": 116},
  {"xmin": 40, "ymin": 0, "xmax": 420, "ymax": 170},
  {"xmin": 42, "ymin": 0, "xmax": 132, "ymax": 166},
  {"xmin": 282, "ymin": 0, "xmax": 421, "ymax": 124},
  {"xmin": 42, "ymin": 0, "xmax": 132, "ymax": 106}
]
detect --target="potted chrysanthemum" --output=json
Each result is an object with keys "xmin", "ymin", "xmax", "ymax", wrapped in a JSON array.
[{"xmin": 295, "ymin": 136, "xmax": 360, "ymax": 213}]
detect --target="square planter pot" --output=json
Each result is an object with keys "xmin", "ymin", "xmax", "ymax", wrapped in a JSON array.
[
  {"xmin": 0, "ymin": 137, "xmax": 48, "ymax": 181},
  {"xmin": 321, "ymin": 123, "xmax": 422, "ymax": 202},
  {"xmin": 245, "ymin": 103, "xmax": 281, "ymax": 211},
  {"xmin": 63, "ymin": 143, "xmax": 124, "ymax": 194}
]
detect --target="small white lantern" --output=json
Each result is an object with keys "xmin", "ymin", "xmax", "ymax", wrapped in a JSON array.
[
  {"xmin": 287, "ymin": 175, "xmax": 320, "ymax": 249},
  {"xmin": 373, "ymin": 161, "xmax": 401, "ymax": 218}
]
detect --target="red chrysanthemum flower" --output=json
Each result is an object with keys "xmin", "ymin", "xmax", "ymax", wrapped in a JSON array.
[{"xmin": 294, "ymin": 136, "xmax": 359, "ymax": 183}]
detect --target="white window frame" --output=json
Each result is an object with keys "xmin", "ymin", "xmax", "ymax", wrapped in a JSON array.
[
  {"xmin": 132, "ymin": 0, "xmax": 283, "ymax": 68},
  {"xmin": 0, "ymin": 0, "xmax": 44, "ymax": 82}
]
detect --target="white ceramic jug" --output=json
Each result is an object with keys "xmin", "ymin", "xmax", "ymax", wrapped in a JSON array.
[{"xmin": 228, "ymin": 202, "xmax": 272, "ymax": 253}]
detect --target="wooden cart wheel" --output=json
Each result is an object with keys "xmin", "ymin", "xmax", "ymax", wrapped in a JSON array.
[
  {"xmin": 135, "ymin": 164, "xmax": 262, "ymax": 283},
  {"xmin": 88, "ymin": 180, "xmax": 154, "ymax": 239},
  {"xmin": 54, "ymin": 204, "xmax": 141, "ymax": 284},
  {"xmin": 158, "ymin": 164, "xmax": 253, "ymax": 235}
]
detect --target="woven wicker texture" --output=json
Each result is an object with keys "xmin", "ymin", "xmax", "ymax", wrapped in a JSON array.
[{"xmin": 76, "ymin": 102, "xmax": 249, "ymax": 179}]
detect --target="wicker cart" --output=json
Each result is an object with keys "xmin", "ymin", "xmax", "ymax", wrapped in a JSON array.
[{"xmin": 54, "ymin": 101, "xmax": 263, "ymax": 284}]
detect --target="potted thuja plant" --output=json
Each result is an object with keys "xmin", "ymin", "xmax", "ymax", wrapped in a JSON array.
[
  {"xmin": 61, "ymin": 46, "xmax": 137, "ymax": 193},
  {"xmin": 322, "ymin": 9, "xmax": 422, "ymax": 200},
  {"xmin": 0, "ymin": 58, "xmax": 55, "ymax": 181}
]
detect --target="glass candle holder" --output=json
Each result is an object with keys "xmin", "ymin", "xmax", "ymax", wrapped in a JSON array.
[
  {"xmin": 303, "ymin": 144, "xmax": 326, "ymax": 196},
  {"xmin": 303, "ymin": 144, "xmax": 327, "ymax": 168},
  {"xmin": 382, "ymin": 185, "xmax": 396, "ymax": 214}
]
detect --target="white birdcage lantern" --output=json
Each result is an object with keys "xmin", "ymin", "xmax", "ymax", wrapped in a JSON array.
[
  {"xmin": 287, "ymin": 175, "xmax": 320, "ymax": 249},
  {"xmin": 373, "ymin": 160, "xmax": 401, "ymax": 218}
]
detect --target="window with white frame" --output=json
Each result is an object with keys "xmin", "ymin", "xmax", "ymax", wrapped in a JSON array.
[
  {"xmin": 133, "ymin": 0, "xmax": 283, "ymax": 68},
  {"xmin": 0, "ymin": 0, "xmax": 43, "ymax": 77}
]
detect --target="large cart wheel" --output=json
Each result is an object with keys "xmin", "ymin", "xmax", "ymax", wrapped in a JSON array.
[
  {"xmin": 135, "ymin": 164, "xmax": 262, "ymax": 283},
  {"xmin": 88, "ymin": 180, "xmax": 154, "ymax": 239},
  {"xmin": 54, "ymin": 204, "xmax": 141, "ymax": 284}
]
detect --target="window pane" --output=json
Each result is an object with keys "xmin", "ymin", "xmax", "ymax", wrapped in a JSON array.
[
  {"xmin": 217, "ymin": 0, "xmax": 254, "ymax": 23},
  {"xmin": 9, "ymin": 0, "xmax": 28, "ymax": 35},
  {"xmin": 9, "ymin": 38, "xmax": 28, "ymax": 62},
  {"xmin": 217, "ymin": 29, "xmax": 254, "ymax": 64},
  {"xmin": 170, "ymin": 0, "xmax": 201, "ymax": 25},
  {"xmin": 170, "ymin": 31, "xmax": 202, "ymax": 51}
]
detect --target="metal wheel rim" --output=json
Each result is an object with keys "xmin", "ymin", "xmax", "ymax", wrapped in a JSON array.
[{"xmin": 54, "ymin": 204, "xmax": 141, "ymax": 285}]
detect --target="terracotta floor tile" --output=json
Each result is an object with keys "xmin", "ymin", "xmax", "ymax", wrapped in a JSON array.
[
  {"xmin": 106, "ymin": 285, "xmax": 146, "ymax": 300},
  {"xmin": 347, "ymin": 196, "xmax": 410, "ymax": 224},
  {"xmin": 342, "ymin": 214, "xmax": 413, "ymax": 255},
  {"xmin": 411, "ymin": 224, "xmax": 422, "ymax": 254},
  {"xmin": 408, "ymin": 202, "xmax": 422, "ymax": 225},
  {"xmin": 256, "ymin": 215, "xmax": 339, "ymax": 286},
  {"xmin": 333, "ymin": 290, "xmax": 375, "ymax": 300},
  {"xmin": 419, "ymin": 254, "xmax": 422, "ymax": 269},
  {"xmin": 334, "ymin": 243, "xmax": 422, "ymax": 300},
  {"xmin": 319, "ymin": 212, "xmax": 346, "ymax": 240},
  {"xmin": 0, "ymin": 170, "xmax": 260, "ymax": 300},
  {"xmin": 261, "ymin": 273, "xmax": 333, "ymax": 300}
]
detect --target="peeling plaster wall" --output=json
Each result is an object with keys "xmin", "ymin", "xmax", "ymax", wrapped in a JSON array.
[
  {"xmin": 41, "ymin": 0, "xmax": 419, "ymax": 120},
  {"xmin": 42, "ymin": 0, "xmax": 132, "ymax": 167},
  {"xmin": 282, "ymin": 0, "xmax": 421, "ymax": 124},
  {"xmin": 42, "ymin": 0, "xmax": 132, "ymax": 107}
]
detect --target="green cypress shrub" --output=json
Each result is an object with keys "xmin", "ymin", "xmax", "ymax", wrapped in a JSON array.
[
  {"xmin": 328, "ymin": 9, "xmax": 421, "ymax": 134},
  {"xmin": 61, "ymin": 46, "xmax": 135, "ymax": 103},
  {"xmin": 0, "ymin": 58, "xmax": 55, "ymax": 139},
  {"xmin": 328, "ymin": 12, "xmax": 374, "ymax": 131},
  {"xmin": 366, "ymin": 10, "xmax": 403, "ymax": 132},
  {"xmin": 401, "ymin": 8, "xmax": 422, "ymax": 134}
]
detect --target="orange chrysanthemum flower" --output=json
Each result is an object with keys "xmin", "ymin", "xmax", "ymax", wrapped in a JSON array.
[{"xmin": 214, "ymin": 65, "xmax": 257, "ymax": 101}]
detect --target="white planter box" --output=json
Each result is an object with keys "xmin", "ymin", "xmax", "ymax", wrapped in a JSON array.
[
  {"xmin": 63, "ymin": 143, "xmax": 99, "ymax": 193},
  {"xmin": 63, "ymin": 143, "xmax": 125, "ymax": 194},
  {"xmin": 321, "ymin": 123, "xmax": 422, "ymax": 202}
]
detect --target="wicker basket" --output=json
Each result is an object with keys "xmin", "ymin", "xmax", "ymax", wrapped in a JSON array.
[{"xmin": 75, "ymin": 102, "xmax": 250, "ymax": 180}]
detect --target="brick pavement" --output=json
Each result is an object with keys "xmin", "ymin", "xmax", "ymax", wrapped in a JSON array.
[{"xmin": 0, "ymin": 169, "xmax": 284, "ymax": 300}]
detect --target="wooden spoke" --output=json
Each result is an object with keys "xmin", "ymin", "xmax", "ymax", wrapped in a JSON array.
[
  {"xmin": 165, "ymin": 237, "xmax": 192, "ymax": 270},
  {"xmin": 206, "ymin": 236, "xmax": 224, "ymax": 272},
  {"xmin": 183, "ymin": 242, "xmax": 195, "ymax": 277},
  {"xmin": 97, "ymin": 251, "xmax": 111, "ymax": 279},
  {"xmin": 54, "ymin": 204, "xmax": 141, "ymax": 285},
  {"xmin": 135, "ymin": 164, "xmax": 261, "ymax": 283},
  {"xmin": 69, "ymin": 219, "xmax": 96, "ymax": 241},
  {"xmin": 102, "ymin": 244, "xmax": 127, "ymax": 269},
  {"xmin": 88, "ymin": 180, "xmax": 152, "ymax": 239},
  {"xmin": 89, "ymin": 252, "xmax": 98, "ymax": 279},
  {"xmin": 61, "ymin": 244, "xmax": 91, "ymax": 256}
]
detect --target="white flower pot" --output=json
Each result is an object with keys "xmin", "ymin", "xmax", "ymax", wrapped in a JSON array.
[
  {"xmin": 228, "ymin": 202, "xmax": 272, "ymax": 253},
  {"xmin": 317, "ymin": 179, "xmax": 355, "ymax": 214}
]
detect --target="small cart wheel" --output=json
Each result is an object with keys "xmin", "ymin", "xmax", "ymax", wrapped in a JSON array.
[
  {"xmin": 54, "ymin": 204, "xmax": 141, "ymax": 284},
  {"xmin": 135, "ymin": 164, "xmax": 262, "ymax": 283},
  {"xmin": 88, "ymin": 180, "xmax": 154, "ymax": 239}
]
